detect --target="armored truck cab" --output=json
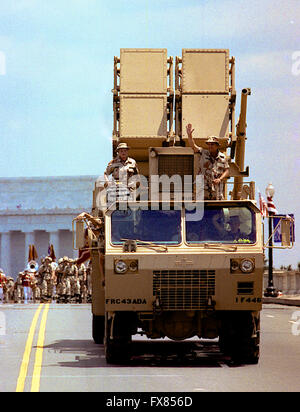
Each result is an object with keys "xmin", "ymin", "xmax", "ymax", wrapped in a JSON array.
[{"xmin": 99, "ymin": 199, "xmax": 263, "ymax": 363}]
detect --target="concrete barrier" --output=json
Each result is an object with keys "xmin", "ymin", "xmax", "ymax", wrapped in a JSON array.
[{"xmin": 263, "ymin": 270, "xmax": 300, "ymax": 295}]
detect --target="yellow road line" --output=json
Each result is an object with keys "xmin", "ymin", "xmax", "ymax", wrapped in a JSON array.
[
  {"xmin": 16, "ymin": 304, "xmax": 43, "ymax": 392},
  {"xmin": 31, "ymin": 303, "xmax": 50, "ymax": 392}
]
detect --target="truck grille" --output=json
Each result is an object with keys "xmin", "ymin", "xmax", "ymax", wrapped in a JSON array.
[{"xmin": 153, "ymin": 270, "xmax": 215, "ymax": 310}]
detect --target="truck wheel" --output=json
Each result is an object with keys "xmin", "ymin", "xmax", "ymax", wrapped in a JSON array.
[
  {"xmin": 92, "ymin": 315, "xmax": 105, "ymax": 344},
  {"xmin": 219, "ymin": 312, "xmax": 260, "ymax": 364},
  {"xmin": 105, "ymin": 313, "xmax": 132, "ymax": 364}
]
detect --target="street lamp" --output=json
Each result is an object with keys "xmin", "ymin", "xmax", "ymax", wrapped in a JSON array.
[{"xmin": 264, "ymin": 183, "xmax": 278, "ymax": 297}]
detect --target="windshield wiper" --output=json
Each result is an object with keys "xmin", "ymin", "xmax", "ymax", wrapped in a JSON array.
[
  {"xmin": 121, "ymin": 238, "xmax": 168, "ymax": 253},
  {"xmin": 203, "ymin": 243, "xmax": 237, "ymax": 252}
]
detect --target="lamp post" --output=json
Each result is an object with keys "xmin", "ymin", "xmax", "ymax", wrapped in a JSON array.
[{"xmin": 264, "ymin": 183, "xmax": 278, "ymax": 297}]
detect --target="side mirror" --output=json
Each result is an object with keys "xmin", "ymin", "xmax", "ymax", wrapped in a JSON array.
[
  {"xmin": 281, "ymin": 218, "xmax": 291, "ymax": 247},
  {"xmin": 75, "ymin": 220, "xmax": 85, "ymax": 249}
]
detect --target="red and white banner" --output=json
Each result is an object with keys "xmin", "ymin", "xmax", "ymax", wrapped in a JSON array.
[{"xmin": 267, "ymin": 196, "xmax": 278, "ymax": 215}]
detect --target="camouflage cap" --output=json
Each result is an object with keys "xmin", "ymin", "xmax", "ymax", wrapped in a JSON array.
[
  {"xmin": 205, "ymin": 136, "xmax": 220, "ymax": 145},
  {"xmin": 116, "ymin": 143, "xmax": 130, "ymax": 151}
]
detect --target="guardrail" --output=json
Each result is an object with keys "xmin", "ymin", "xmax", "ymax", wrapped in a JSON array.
[{"xmin": 263, "ymin": 270, "xmax": 300, "ymax": 295}]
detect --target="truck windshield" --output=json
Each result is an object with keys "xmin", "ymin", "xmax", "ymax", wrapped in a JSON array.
[
  {"xmin": 185, "ymin": 205, "xmax": 256, "ymax": 244},
  {"xmin": 111, "ymin": 209, "xmax": 181, "ymax": 245}
]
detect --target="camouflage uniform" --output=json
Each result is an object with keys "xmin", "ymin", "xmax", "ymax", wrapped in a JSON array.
[
  {"xmin": 70, "ymin": 260, "xmax": 80, "ymax": 302},
  {"xmin": 196, "ymin": 148, "xmax": 229, "ymax": 200},
  {"xmin": 64, "ymin": 259, "xmax": 80, "ymax": 302},
  {"xmin": 14, "ymin": 272, "xmax": 24, "ymax": 303},
  {"xmin": 55, "ymin": 258, "xmax": 66, "ymax": 303},
  {"xmin": 105, "ymin": 155, "xmax": 138, "ymax": 180},
  {"xmin": 5, "ymin": 277, "xmax": 15, "ymax": 302},
  {"xmin": 39, "ymin": 257, "xmax": 54, "ymax": 302},
  {"xmin": 86, "ymin": 263, "xmax": 92, "ymax": 303},
  {"xmin": 77, "ymin": 263, "xmax": 87, "ymax": 303},
  {"xmin": 29, "ymin": 272, "xmax": 40, "ymax": 303}
]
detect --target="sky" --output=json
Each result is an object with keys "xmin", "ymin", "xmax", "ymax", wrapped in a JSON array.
[{"xmin": 0, "ymin": 0, "xmax": 299, "ymax": 268}]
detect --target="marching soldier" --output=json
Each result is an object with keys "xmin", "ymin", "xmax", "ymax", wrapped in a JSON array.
[
  {"xmin": 69, "ymin": 259, "xmax": 80, "ymax": 303},
  {"xmin": 86, "ymin": 263, "xmax": 92, "ymax": 303},
  {"xmin": 4, "ymin": 277, "xmax": 15, "ymax": 303},
  {"xmin": 77, "ymin": 263, "xmax": 87, "ymax": 303},
  {"xmin": 55, "ymin": 258, "xmax": 66, "ymax": 303},
  {"xmin": 30, "ymin": 272, "xmax": 40, "ymax": 303},
  {"xmin": 38, "ymin": 256, "xmax": 55, "ymax": 302},
  {"xmin": 63, "ymin": 258, "xmax": 80, "ymax": 303},
  {"xmin": 0, "ymin": 269, "xmax": 7, "ymax": 303},
  {"xmin": 14, "ymin": 272, "xmax": 24, "ymax": 303}
]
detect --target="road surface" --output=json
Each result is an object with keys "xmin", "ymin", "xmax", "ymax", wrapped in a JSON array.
[{"xmin": 0, "ymin": 303, "xmax": 299, "ymax": 392}]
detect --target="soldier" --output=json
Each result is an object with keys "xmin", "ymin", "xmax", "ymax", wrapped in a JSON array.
[
  {"xmin": 86, "ymin": 263, "xmax": 92, "ymax": 303},
  {"xmin": 55, "ymin": 258, "xmax": 66, "ymax": 303},
  {"xmin": 63, "ymin": 258, "xmax": 80, "ymax": 303},
  {"xmin": 69, "ymin": 259, "xmax": 81, "ymax": 303},
  {"xmin": 30, "ymin": 272, "xmax": 40, "ymax": 303},
  {"xmin": 104, "ymin": 143, "xmax": 139, "ymax": 191},
  {"xmin": 0, "ymin": 269, "xmax": 7, "ymax": 303},
  {"xmin": 14, "ymin": 272, "xmax": 24, "ymax": 303},
  {"xmin": 38, "ymin": 256, "xmax": 54, "ymax": 302},
  {"xmin": 186, "ymin": 124, "xmax": 229, "ymax": 200},
  {"xmin": 4, "ymin": 277, "xmax": 15, "ymax": 303},
  {"xmin": 77, "ymin": 262, "xmax": 87, "ymax": 303}
]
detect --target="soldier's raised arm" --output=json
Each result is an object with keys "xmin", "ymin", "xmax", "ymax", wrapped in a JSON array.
[{"xmin": 186, "ymin": 124, "xmax": 200, "ymax": 153}]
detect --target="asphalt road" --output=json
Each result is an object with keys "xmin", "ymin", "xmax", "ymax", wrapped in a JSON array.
[{"xmin": 0, "ymin": 303, "xmax": 300, "ymax": 392}]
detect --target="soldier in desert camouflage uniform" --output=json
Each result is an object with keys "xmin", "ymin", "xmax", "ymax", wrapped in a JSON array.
[
  {"xmin": 5, "ymin": 277, "xmax": 15, "ymax": 303},
  {"xmin": 104, "ymin": 142, "xmax": 139, "ymax": 191},
  {"xmin": 55, "ymin": 258, "xmax": 67, "ymax": 303},
  {"xmin": 63, "ymin": 258, "xmax": 80, "ymax": 303},
  {"xmin": 77, "ymin": 263, "xmax": 87, "ymax": 303},
  {"xmin": 39, "ymin": 256, "xmax": 55, "ymax": 302},
  {"xmin": 186, "ymin": 124, "xmax": 229, "ymax": 200},
  {"xmin": 14, "ymin": 272, "xmax": 24, "ymax": 303}
]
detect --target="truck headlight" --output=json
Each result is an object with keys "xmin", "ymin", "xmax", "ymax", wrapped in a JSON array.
[
  {"xmin": 114, "ymin": 260, "xmax": 128, "ymax": 274},
  {"xmin": 240, "ymin": 259, "xmax": 255, "ymax": 273}
]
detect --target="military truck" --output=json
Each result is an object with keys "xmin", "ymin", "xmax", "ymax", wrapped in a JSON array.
[{"xmin": 74, "ymin": 49, "xmax": 293, "ymax": 364}]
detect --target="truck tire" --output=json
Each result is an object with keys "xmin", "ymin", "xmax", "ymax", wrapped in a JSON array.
[
  {"xmin": 92, "ymin": 314, "xmax": 105, "ymax": 344},
  {"xmin": 219, "ymin": 312, "xmax": 260, "ymax": 364},
  {"xmin": 105, "ymin": 313, "xmax": 132, "ymax": 364}
]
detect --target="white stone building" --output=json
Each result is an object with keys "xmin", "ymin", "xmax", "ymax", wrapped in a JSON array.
[{"xmin": 0, "ymin": 175, "xmax": 97, "ymax": 278}]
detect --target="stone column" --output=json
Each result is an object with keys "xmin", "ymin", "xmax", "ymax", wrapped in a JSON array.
[
  {"xmin": 24, "ymin": 231, "xmax": 35, "ymax": 268},
  {"xmin": 0, "ymin": 232, "xmax": 11, "ymax": 275},
  {"xmin": 49, "ymin": 230, "xmax": 60, "ymax": 262}
]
